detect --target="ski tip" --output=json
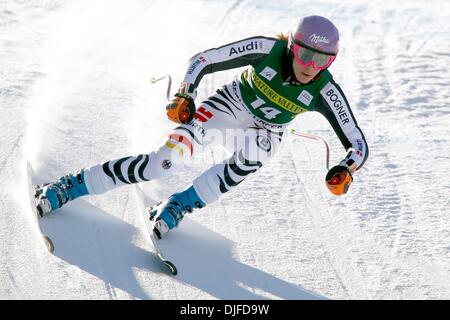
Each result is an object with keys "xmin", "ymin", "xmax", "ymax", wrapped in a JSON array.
[
  {"xmin": 43, "ymin": 236, "xmax": 55, "ymax": 253},
  {"xmin": 164, "ymin": 261, "xmax": 178, "ymax": 276},
  {"xmin": 36, "ymin": 205, "xmax": 44, "ymax": 218},
  {"xmin": 26, "ymin": 160, "xmax": 33, "ymax": 176},
  {"xmin": 153, "ymin": 228, "xmax": 162, "ymax": 239}
]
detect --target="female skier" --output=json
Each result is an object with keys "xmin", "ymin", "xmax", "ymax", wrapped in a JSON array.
[{"xmin": 34, "ymin": 15, "xmax": 369, "ymax": 238}]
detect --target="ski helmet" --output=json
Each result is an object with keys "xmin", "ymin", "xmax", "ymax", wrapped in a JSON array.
[{"xmin": 288, "ymin": 15, "xmax": 340, "ymax": 70}]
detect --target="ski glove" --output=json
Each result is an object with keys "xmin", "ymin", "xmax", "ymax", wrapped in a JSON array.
[
  {"xmin": 166, "ymin": 93, "xmax": 196, "ymax": 124},
  {"xmin": 325, "ymin": 165, "xmax": 353, "ymax": 196}
]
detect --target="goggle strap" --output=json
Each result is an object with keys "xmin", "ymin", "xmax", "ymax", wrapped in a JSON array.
[{"xmin": 293, "ymin": 40, "xmax": 336, "ymax": 56}]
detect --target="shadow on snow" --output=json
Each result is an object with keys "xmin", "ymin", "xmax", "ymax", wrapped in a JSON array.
[{"xmin": 37, "ymin": 185, "xmax": 323, "ymax": 300}]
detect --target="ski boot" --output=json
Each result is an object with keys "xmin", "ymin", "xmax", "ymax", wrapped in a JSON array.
[
  {"xmin": 34, "ymin": 170, "xmax": 89, "ymax": 217},
  {"xmin": 149, "ymin": 185, "xmax": 205, "ymax": 238}
]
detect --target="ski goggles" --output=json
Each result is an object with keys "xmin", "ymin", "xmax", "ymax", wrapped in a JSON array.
[{"xmin": 292, "ymin": 40, "xmax": 336, "ymax": 71}]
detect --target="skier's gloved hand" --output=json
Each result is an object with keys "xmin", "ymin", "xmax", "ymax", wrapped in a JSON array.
[
  {"xmin": 325, "ymin": 164, "xmax": 353, "ymax": 196},
  {"xmin": 166, "ymin": 83, "xmax": 197, "ymax": 124},
  {"xmin": 166, "ymin": 93, "xmax": 196, "ymax": 124}
]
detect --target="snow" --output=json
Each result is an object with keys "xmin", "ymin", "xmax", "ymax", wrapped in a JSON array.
[{"xmin": 1, "ymin": 0, "xmax": 450, "ymax": 300}]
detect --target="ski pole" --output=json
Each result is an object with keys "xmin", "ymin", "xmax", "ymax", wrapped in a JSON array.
[
  {"xmin": 289, "ymin": 128, "xmax": 330, "ymax": 170},
  {"xmin": 150, "ymin": 74, "xmax": 173, "ymax": 101}
]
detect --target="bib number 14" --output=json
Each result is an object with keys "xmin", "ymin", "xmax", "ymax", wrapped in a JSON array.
[{"xmin": 250, "ymin": 96, "xmax": 281, "ymax": 120}]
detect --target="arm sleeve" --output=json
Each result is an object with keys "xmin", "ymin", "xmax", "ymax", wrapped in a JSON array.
[
  {"xmin": 315, "ymin": 80, "xmax": 369, "ymax": 172},
  {"xmin": 182, "ymin": 36, "xmax": 277, "ymax": 92}
]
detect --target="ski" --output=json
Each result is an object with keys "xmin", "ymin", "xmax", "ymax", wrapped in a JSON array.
[
  {"xmin": 134, "ymin": 185, "xmax": 177, "ymax": 276},
  {"xmin": 26, "ymin": 161, "xmax": 55, "ymax": 253}
]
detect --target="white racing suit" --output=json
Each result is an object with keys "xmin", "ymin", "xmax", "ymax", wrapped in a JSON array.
[{"xmin": 84, "ymin": 81, "xmax": 284, "ymax": 204}]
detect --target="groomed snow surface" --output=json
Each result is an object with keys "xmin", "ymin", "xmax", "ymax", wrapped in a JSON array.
[{"xmin": 1, "ymin": 0, "xmax": 449, "ymax": 300}]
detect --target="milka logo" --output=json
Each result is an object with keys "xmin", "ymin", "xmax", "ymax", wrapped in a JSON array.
[
  {"xmin": 309, "ymin": 34, "xmax": 330, "ymax": 44},
  {"xmin": 229, "ymin": 41, "xmax": 261, "ymax": 56}
]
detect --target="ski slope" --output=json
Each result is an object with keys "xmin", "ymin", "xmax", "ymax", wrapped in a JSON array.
[{"xmin": 1, "ymin": 0, "xmax": 449, "ymax": 299}]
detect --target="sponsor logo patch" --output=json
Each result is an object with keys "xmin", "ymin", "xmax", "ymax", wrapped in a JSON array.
[
  {"xmin": 161, "ymin": 159, "xmax": 172, "ymax": 170},
  {"xmin": 259, "ymin": 66, "xmax": 277, "ymax": 81},
  {"xmin": 309, "ymin": 34, "xmax": 330, "ymax": 44},
  {"xmin": 298, "ymin": 90, "xmax": 313, "ymax": 106},
  {"xmin": 190, "ymin": 121, "xmax": 206, "ymax": 137},
  {"xmin": 229, "ymin": 40, "xmax": 262, "ymax": 56},
  {"xmin": 320, "ymin": 84, "xmax": 351, "ymax": 126},
  {"xmin": 256, "ymin": 136, "xmax": 272, "ymax": 152},
  {"xmin": 357, "ymin": 140, "xmax": 364, "ymax": 151},
  {"xmin": 187, "ymin": 56, "xmax": 207, "ymax": 74},
  {"xmin": 356, "ymin": 140, "xmax": 364, "ymax": 157}
]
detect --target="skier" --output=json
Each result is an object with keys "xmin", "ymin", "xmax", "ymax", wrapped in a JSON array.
[{"xmin": 34, "ymin": 15, "xmax": 368, "ymax": 238}]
